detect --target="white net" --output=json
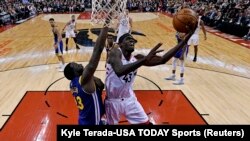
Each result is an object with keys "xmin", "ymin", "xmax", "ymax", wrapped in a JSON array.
[{"xmin": 91, "ymin": 0, "xmax": 127, "ymax": 27}]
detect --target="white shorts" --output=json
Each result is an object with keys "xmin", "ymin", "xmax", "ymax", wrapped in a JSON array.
[
  {"xmin": 188, "ymin": 34, "xmax": 199, "ymax": 46},
  {"xmin": 116, "ymin": 30, "xmax": 129, "ymax": 43},
  {"xmin": 105, "ymin": 96, "xmax": 148, "ymax": 125},
  {"xmin": 65, "ymin": 30, "xmax": 76, "ymax": 38}
]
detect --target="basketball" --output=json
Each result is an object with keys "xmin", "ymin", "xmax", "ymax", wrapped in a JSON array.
[{"xmin": 173, "ymin": 8, "xmax": 198, "ymax": 33}]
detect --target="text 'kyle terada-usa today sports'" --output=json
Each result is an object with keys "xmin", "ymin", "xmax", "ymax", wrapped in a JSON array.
[{"xmin": 57, "ymin": 125, "xmax": 249, "ymax": 139}]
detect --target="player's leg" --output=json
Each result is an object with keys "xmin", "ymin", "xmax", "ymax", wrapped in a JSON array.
[
  {"xmin": 193, "ymin": 35, "xmax": 199, "ymax": 62},
  {"xmin": 116, "ymin": 30, "xmax": 127, "ymax": 43},
  {"xmin": 105, "ymin": 99, "xmax": 121, "ymax": 125},
  {"xmin": 125, "ymin": 97, "xmax": 150, "ymax": 124},
  {"xmin": 193, "ymin": 45, "xmax": 198, "ymax": 62},
  {"xmin": 71, "ymin": 30, "xmax": 80, "ymax": 49},
  {"xmin": 73, "ymin": 37, "xmax": 80, "ymax": 49},
  {"xmin": 55, "ymin": 47, "xmax": 63, "ymax": 71},
  {"xmin": 166, "ymin": 34, "xmax": 182, "ymax": 80},
  {"xmin": 57, "ymin": 41, "xmax": 65, "ymax": 71},
  {"xmin": 165, "ymin": 57, "xmax": 177, "ymax": 80},
  {"xmin": 173, "ymin": 59, "xmax": 185, "ymax": 85},
  {"xmin": 173, "ymin": 45, "xmax": 188, "ymax": 85},
  {"xmin": 65, "ymin": 31, "xmax": 70, "ymax": 51}
]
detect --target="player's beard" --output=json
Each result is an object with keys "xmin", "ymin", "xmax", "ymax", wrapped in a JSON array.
[
  {"xmin": 126, "ymin": 46, "xmax": 134, "ymax": 53},
  {"xmin": 76, "ymin": 65, "xmax": 84, "ymax": 76}
]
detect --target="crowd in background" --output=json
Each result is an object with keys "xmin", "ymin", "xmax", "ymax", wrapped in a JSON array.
[
  {"xmin": 0, "ymin": 0, "xmax": 89, "ymax": 25},
  {"xmin": 0, "ymin": 0, "xmax": 249, "ymax": 39},
  {"xmin": 164, "ymin": 0, "xmax": 250, "ymax": 39}
]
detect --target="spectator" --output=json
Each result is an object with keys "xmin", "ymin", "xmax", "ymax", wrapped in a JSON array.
[{"xmin": 243, "ymin": 29, "xmax": 250, "ymax": 40}]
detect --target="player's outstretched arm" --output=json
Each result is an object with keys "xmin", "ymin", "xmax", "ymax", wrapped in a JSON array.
[
  {"xmin": 62, "ymin": 22, "xmax": 70, "ymax": 31},
  {"xmin": 109, "ymin": 43, "xmax": 163, "ymax": 77},
  {"xmin": 159, "ymin": 31, "xmax": 193, "ymax": 63},
  {"xmin": 200, "ymin": 20, "xmax": 207, "ymax": 40},
  {"xmin": 80, "ymin": 23, "xmax": 109, "ymax": 87},
  {"xmin": 136, "ymin": 31, "xmax": 194, "ymax": 66}
]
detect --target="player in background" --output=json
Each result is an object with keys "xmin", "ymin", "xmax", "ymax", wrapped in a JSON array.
[
  {"xmin": 165, "ymin": 32, "xmax": 188, "ymax": 85},
  {"xmin": 49, "ymin": 18, "xmax": 65, "ymax": 72},
  {"xmin": 62, "ymin": 15, "xmax": 80, "ymax": 51},
  {"xmin": 188, "ymin": 13, "xmax": 207, "ymax": 62},
  {"xmin": 115, "ymin": 9, "xmax": 132, "ymax": 43}
]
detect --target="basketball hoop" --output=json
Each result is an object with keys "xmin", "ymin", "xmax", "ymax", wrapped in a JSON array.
[{"xmin": 91, "ymin": 0, "xmax": 127, "ymax": 27}]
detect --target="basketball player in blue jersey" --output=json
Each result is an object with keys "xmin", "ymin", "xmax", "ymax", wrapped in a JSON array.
[
  {"xmin": 165, "ymin": 32, "xmax": 188, "ymax": 85},
  {"xmin": 49, "ymin": 18, "xmax": 65, "ymax": 72},
  {"xmin": 63, "ymin": 20, "xmax": 110, "ymax": 125},
  {"xmin": 105, "ymin": 27, "xmax": 195, "ymax": 125}
]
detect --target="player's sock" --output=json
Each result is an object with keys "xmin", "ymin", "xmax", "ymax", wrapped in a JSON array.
[{"xmin": 66, "ymin": 46, "xmax": 68, "ymax": 51}]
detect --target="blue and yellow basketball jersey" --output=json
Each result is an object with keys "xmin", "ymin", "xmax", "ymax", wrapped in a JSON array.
[
  {"xmin": 70, "ymin": 77, "xmax": 104, "ymax": 125},
  {"xmin": 175, "ymin": 32, "xmax": 189, "ymax": 58}
]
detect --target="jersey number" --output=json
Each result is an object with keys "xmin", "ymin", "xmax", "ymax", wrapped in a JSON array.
[
  {"xmin": 122, "ymin": 72, "xmax": 136, "ymax": 83},
  {"xmin": 75, "ymin": 96, "xmax": 84, "ymax": 110}
]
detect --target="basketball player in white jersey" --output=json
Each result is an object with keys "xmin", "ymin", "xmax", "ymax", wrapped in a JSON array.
[
  {"xmin": 188, "ymin": 13, "xmax": 207, "ymax": 62},
  {"xmin": 105, "ymin": 29, "xmax": 195, "ymax": 125},
  {"xmin": 115, "ymin": 9, "xmax": 132, "ymax": 43},
  {"xmin": 63, "ymin": 15, "xmax": 80, "ymax": 51}
]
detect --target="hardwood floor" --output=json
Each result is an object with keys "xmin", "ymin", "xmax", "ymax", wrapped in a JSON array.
[{"xmin": 0, "ymin": 13, "xmax": 250, "ymax": 133}]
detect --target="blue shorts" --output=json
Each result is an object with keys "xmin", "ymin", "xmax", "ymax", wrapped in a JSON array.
[
  {"xmin": 174, "ymin": 45, "xmax": 189, "ymax": 58},
  {"xmin": 174, "ymin": 35, "xmax": 189, "ymax": 58},
  {"xmin": 78, "ymin": 118, "xmax": 104, "ymax": 125},
  {"xmin": 55, "ymin": 41, "xmax": 63, "ymax": 56}
]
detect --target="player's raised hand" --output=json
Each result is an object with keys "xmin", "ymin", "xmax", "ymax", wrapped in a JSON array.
[{"xmin": 144, "ymin": 43, "xmax": 163, "ymax": 62}]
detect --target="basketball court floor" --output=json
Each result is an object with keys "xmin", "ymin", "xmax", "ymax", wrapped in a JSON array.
[{"xmin": 0, "ymin": 12, "xmax": 250, "ymax": 140}]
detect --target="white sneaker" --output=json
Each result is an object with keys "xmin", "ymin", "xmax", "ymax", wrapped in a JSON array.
[
  {"xmin": 57, "ymin": 62, "xmax": 63, "ymax": 68},
  {"xmin": 58, "ymin": 68, "xmax": 64, "ymax": 72},
  {"xmin": 173, "ymin": 79, "xmax": 184, "ymax": 85},
  {"xmin": 148, "ymin": 114, "xmax": 156, "ymax": 125},
  {"xmin": 58, "ymin": 64, "xmax": 65, "ymax": 72},
  {"xmin": 165, "ymin": 75, "xmax": 176, "ymax": 81}
]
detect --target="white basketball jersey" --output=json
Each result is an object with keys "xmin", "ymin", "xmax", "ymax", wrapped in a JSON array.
[
  {"xmin": 67, "ymin": 21, "xmax": 76, "ymax": 31},
  {"xmin": 105, "ymin": 48, "xmax": 137, "ymax": 99},
  {"xmin": 193, "ymin": 16, "xmax": 201, "ymax": 35},
  {"xmin": 118, "ymin": 15, "xmax": 130, "ymax": 34}
]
